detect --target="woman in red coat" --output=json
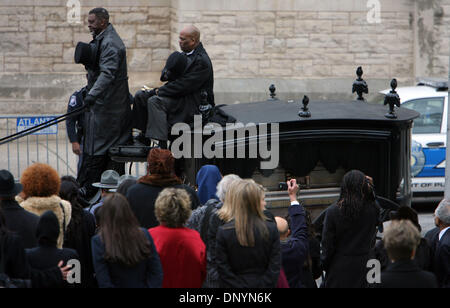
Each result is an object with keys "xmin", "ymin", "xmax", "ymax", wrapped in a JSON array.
[{"xmin": 149, "ymin": 188, "xmax": 206, "ymax": 288}]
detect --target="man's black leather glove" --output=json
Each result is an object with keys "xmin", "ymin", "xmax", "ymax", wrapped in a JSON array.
[{"xmin": 84, "ymin": 94, "xmax": 96, "ymax": 107}]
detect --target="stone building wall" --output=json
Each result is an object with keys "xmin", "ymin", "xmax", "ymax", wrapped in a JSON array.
[
  {"xmin": 0, "ymin": 0, "xmax": 449, "ymax": 115},
  {"xmin": 172, "ymin": 0, "xmax": 416, "ymax": 103},
  {"xmin": 0, "ymin": 0, "xmax": 171, "ymax": 115},
  {"xmin": 414, "ymin": 0, "xmax": 450, "ymax": 78}
]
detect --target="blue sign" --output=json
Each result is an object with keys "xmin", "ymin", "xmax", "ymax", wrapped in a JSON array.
[
  {"xmin": 16, "ymin": 117, "xmax": 58, "ymax": 135},
  {"xmin": 416, "ymin": 147, "xmax": 445, "ymax": 178}
]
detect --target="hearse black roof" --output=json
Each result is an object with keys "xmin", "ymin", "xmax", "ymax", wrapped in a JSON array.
[{"xmin": 220, "ymin": 99, "xmax": 419, "ymax": 125}]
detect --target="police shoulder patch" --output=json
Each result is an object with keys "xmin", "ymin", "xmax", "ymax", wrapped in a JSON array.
[{"xmin": 69, "ymin": 95, "xmax": 77, "ymax": 107}]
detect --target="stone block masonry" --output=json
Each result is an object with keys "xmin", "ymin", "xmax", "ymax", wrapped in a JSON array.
[
  {"xmin": 0, "ymin": 0, "xmax": 449, "ymax": 114},
  {"xmin": 0, "ymin": 1, "xmax": 171, "ymax": 115}
]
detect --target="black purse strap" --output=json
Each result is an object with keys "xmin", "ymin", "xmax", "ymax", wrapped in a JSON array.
[{"xmin": 200, "ymin": 201, "xmax": 216, "ymax": 244}]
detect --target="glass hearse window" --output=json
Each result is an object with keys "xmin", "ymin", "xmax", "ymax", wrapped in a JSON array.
[
  {"xmin": 217, "ymin": 138, "xmax": 395, "ymax": 219},
  {"xmin": 402, "ymin": 97, "xmax": 444, "ymax": 134}
]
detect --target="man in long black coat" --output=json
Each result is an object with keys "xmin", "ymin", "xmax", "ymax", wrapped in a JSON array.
[
  {"xmin": 146, "ymin": 25, "xmax": 214, "ymax": 145},
  {"xmin": 77, "ymin": 8, "xmax": 132, "ymax": 200}
]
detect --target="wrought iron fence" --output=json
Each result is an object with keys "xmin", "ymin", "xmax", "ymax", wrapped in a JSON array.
[{"xmin": 0, "ymin": 115, "xmax": 146, "ymax": 181}]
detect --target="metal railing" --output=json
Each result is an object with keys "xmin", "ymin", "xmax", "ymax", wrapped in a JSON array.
[{"xmin": 0, "ymin": 114, "xmax": 147, "ymax": 180}]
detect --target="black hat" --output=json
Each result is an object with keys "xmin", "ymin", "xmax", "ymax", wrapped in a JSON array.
[
  {"xmin": 36, "ymin": 210, "xmax": 60, "ymax": 247},
  {"xmin": 160, "ymin": 51, "xmax": 188, "ymax": 82},
  {"xmin": 0, "ymin": 170, "xmax": 22, "ymax": 198},
  {"xmin": 74, "ymin": 42, "xmax": 95, "ymax": 67},
  {"xmin": 389, "ymin": 206, "xmax": 421, "ymax": 232}
]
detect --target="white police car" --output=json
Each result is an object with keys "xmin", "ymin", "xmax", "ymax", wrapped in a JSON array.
[{"xmin": 380, "ymin": 78, "xmax": 447, "ymax": 200}]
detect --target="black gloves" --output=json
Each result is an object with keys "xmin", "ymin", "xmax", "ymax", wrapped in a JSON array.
[
  {"xmin": 84, "ymin": 94, "xmax": 96, "ymax": 107},
  {"xmin": 146, "ymin": 88, "xmax": 158, "ymax": 97}
]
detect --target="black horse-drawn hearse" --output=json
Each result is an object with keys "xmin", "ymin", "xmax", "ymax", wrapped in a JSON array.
[{"xmin": 110, "ymin": 70, "xmax": 419, "ymax": 219}]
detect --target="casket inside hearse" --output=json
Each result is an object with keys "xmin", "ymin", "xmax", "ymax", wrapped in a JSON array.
[{"xmin": 179, "ymin": 83, "xmax": 419, "ymax": 219}]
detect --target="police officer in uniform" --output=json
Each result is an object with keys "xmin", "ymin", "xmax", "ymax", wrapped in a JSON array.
[{"xmin": 66, "ymin": 87, "xmax": 87, "ymax": 174}]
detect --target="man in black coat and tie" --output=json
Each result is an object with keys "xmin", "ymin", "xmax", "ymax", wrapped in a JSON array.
[
  {"xmin": 146, "ymin": 25, "xmax": 214, "ymax": 147},
  {"xmin": 378, "ymin": 220, "xmax": 438, "ymax": 288},
  {"xmin": 433, "ymin": 198, "xmax": 450, "ymax": 288},
  {"xmin": 0, "ymin": 170, "xmax": 39, "ymax": 249}
]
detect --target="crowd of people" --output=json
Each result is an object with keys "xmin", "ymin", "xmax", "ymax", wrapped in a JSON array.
[{"xmin": 0, "ymin": 148, "xmax": 449, "ymax": 288}]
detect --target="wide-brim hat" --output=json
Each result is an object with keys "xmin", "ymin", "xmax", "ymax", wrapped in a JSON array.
[
  {"xmin": 109, "ymin": 174, "xmax": 137, "ymax": 192},
  {"xmin": 0, "ymin": 170, "xmax": 23, "ymax": 197},
  {"xmin": 92, "ymin": 170, "xmax": 120, "ymax": 189}
]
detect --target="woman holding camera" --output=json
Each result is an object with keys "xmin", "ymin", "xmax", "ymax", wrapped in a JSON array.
[{"xmin": 320, "ymin": 170, "xmax": 380, "ymax": 288}]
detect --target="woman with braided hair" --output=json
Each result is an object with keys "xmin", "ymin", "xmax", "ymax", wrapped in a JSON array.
[{"xmin": 320, "ymin": 169, "xmax": 380, "ymax": 288}]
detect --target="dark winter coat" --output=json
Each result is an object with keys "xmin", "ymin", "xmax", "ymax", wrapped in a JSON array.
[
  {"xmin": 204, "ymin": 203, "xmax": 225, "ymax": 288},
  {"xmin": 377, "ymin": 259, "xmax": 438, "ymax": 288},
  {"xmin": 126, "ymin": 181, "xmax": 200, "ymax": 229},
  {"xmin": 157, "ymin": 42, "xmax": 214, "ymax": 127},
  {"xmin": 26, "ymin": 211, "xmax": 79, "ymax": 288},
  {"xmin": 280, "ymin": 204, "xmax": 309, "ymax": 288},
  {"xmin": 434, "ymin": 228, "xmax": 450, "ymax": 288},
  {"xmin": 26, "ymin": 246, "xmax": 79, "ymax": 288},
  {"xmin": 0, "ymin": 232, "xmax": 63, "ymax": 288},
  {"xmin": 300, "ymin": 236, "xmax": 321, "ymax": 288},
  {"xmin": 63, "ymin": 210, "xmax": 97, "ymax": 288},
  {"xmin": 205, "ymin": 207, "xmax": 275, "ymax": 288},
  {"xmin": 84, "ymin": 23, "xmax": 132, "ymax": 156},
  {"xmin": 321, "ymin": 202, "xmax": 380, "ymax": 288},
  {"xmin": 425, "ymin": 226, "xmax": 440, "ymax": 263},
  {"xmin": 216, "ymin": 219, "xmax": 281, "ymax": 288},
  {"xmin": 91, "ymin": 228, "xmax": 163, "ymax": 288},
  {"xmin": 0, "ymin": 199, "xmax": 39, "ymax": 249},
  {"xmin": 425, "ymin": 227, "xmax": 440, "ymax": 249}
]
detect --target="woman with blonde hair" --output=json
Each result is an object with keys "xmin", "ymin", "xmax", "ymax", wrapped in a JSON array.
[
  {"xmin": 190, "ymin": 174, "xmax": 241, "ymax": 288},
  {"xmin": 215, "ymin": 179, "xmax": 281, "ymax": 288},
  {"xmin": 19, "ymin": 163, "xmax": 71, "ymax": 249}
]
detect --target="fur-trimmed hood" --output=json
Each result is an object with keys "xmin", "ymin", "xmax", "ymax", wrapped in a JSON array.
[{"xmin": 20, "ymin": 195, "xmax": 72, "ymax": 249}]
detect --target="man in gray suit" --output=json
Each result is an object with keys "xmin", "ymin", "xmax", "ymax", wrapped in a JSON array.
[{"xmin": 77, "ymin": 8, "xmax": 132, "ymax": 201}]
